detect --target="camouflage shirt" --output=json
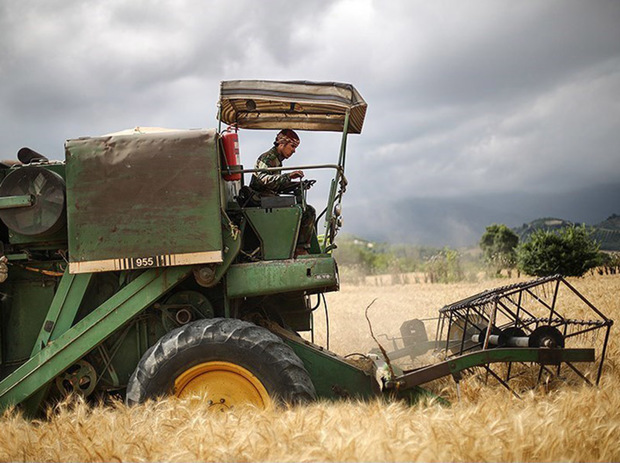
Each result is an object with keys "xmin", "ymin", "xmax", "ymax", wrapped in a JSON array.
[{"xmin": 249, "ymin": 146, "xmax": 292, "ymax": 193}]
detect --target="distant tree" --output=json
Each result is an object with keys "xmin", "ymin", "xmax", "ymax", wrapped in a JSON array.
[
  {"xmin": 479, "ymin": 224, "xmax": 519, "ymax": 276},
  {"xmin": 426, "ymin": 248, "xmax": 464, "ymax": 283},
  {"xmin": 517, "ymin": 225, "xmax": 602, "ymax": 277}
]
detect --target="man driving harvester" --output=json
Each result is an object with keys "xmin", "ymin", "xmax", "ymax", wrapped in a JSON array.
[{"xmin": 250, "ymin": 129, "xmax": 316, "ymax": 256}]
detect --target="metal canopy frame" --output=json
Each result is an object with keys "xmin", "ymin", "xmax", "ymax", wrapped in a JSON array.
[{"xmin": 218, "ymin": 80, "xmax": 367, "ymax": 134}]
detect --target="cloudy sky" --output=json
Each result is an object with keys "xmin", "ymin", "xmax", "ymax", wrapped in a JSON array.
[{"xmin": 1, "ymin": 0, "xmax": 619, "ymax": 245}]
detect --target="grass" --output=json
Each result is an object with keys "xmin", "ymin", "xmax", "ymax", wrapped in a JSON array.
[{"xmin": 1, "ymin": 273, "xmax": 619, "ymax": 462}]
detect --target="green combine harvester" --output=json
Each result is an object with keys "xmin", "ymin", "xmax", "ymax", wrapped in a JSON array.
[{"xmin": 0, "ymin": 80, "xmax": 612, "ymax": 414}]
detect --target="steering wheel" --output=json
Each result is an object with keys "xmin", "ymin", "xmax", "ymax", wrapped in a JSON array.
[
  {"xmin": 279, "ymin": 179, "xmax": 316, "ymax": 194},
  {"xmin": 301, "ymin": 179, "xmax": 316, "ymax": 190}
]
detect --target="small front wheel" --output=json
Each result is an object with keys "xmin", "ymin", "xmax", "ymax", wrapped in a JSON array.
[{"xmin": 126, "ymin": 318, "xmax": 316, "ymax": 409}]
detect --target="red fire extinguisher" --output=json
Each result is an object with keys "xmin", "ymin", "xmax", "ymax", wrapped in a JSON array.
[{"xmin": 221, "ymin": 127, "xmax": 241, "ymax": 181}]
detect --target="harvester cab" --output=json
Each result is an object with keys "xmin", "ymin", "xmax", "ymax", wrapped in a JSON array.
[
  {"xmin": 0, "ymin": 80, "xmax": 612, "ymax": 416},
  {"xmin": 217, "ymin": 80, "xmax": 367, "ymax": 257}
]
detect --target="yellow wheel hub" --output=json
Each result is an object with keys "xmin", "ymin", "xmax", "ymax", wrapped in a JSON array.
[{"xmin": 174, "ymin": 361, "xmax": 271, "ymax": 409}]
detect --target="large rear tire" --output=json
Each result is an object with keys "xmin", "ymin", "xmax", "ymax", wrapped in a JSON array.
[{"xmin": 125, "ymin": 318, "xmax": 316, "ymax": 409}]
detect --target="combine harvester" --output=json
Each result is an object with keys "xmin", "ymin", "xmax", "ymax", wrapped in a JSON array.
[{"xmin": 0, "ymin": 80, "xmax": 612, "ymax": 414}]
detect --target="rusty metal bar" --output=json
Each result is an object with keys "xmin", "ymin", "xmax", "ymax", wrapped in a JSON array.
[{"xmin": 386, "ymin": 348, "xmax": 595, "ymax": 390}]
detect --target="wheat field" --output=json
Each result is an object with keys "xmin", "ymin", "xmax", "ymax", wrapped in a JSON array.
[{"xmin": 1, "ymin": 274, "xmax": 618, "ymax": 462}]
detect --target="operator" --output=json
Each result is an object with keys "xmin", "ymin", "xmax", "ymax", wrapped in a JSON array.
[{"xmin": 250, "ymin": 129, "xmax": 316, "ymax": 255}]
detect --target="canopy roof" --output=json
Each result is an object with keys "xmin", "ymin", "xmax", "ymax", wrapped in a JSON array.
[{"xmin": 219, "ymin": 80, "xmax": 367, "ymax": 134}]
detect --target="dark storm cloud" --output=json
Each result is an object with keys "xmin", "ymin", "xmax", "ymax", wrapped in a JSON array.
[
  {"xmin": 0, "ymin": 0, "xmax": 618, "ymax": 244},
  {"xmin": 342, "ymin": 1, "xmax": 620, "ymax": 203},
  {"xmin": 0, "ymin": 0, "xmax": 326, "ymax": 156},
  {"xmin": 396, "ymin": 2, "xmax": 620, "ymax": 106}
]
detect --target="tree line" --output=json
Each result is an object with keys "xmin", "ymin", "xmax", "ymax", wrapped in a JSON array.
[
  {"xmin": 333, "ymin": 223, "xmax": 610, "ymax": 285},
  {"xmin": 479, "ymin": 223, "xmax": 605, "ymax": 277}
]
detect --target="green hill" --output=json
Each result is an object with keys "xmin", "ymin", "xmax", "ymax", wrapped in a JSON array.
[
  {"xmin": 513, "ymin": 217, "xmax": 574, "ymax": 241},
  {"xmin": 596, "ymin": 214, "xmax": 620, "ymax": 230},
  {"xmin": 514, "ymin": 215, "xmax": 620, "ymax": 251},
  {"xmin": 592, "ymin": 214, "xmax": 620, "ymax": 251}
]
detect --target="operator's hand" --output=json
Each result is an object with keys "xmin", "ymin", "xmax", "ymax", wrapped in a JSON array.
[{"xmin": 289, "ymin": 170, "xmax": 304, "ymax": 179}]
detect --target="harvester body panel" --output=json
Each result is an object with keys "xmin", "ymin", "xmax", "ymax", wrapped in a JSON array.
[
  {"xmin": 226, "ymin": 257, "xmax": 339, "ymax": 298},
  {"xmin": 65, "ymin": 129, "xmax": 223, "ymax": 273}
]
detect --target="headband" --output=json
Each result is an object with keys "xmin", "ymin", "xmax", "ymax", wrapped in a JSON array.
[{"xmin": 275, "ymin": 133, "xmax": 300, "ymax": 148}]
